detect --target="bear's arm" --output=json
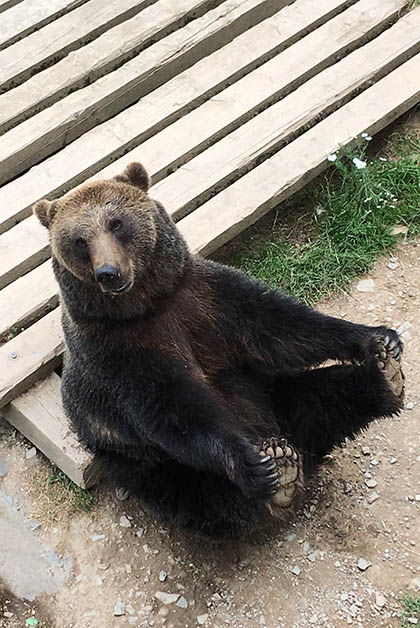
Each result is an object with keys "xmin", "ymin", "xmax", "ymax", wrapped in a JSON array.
[
  {"xmin": 209, "ymin": 262, "xmax": 396, "ymax": 372},
  {"xmin": 129, "ymin": 357, "xmax": 278, "ymax": 501}
]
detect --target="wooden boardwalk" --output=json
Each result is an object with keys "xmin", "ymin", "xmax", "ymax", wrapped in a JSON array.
[{"xmin": 0, "ymin": 0, "xmax": 419, "ymax": 487}]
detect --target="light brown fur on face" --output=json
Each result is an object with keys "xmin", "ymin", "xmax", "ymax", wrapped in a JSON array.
[{"xmin": 34, "ymin": 164, "xmax": 158, "ymax": 291}]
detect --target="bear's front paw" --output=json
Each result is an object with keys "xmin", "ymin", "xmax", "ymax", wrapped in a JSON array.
[
  {"xmin": 373, "ymin": 327, "xmax": 403, "ymax": 361},
  {"xmin": 233, "ymin": 447, "xmax": 279, "ymax": 501}
]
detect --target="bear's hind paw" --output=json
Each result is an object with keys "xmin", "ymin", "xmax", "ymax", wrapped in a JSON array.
[
  {"xmin": 259, "ymin": 438, "xmax": 303, "ymax": 514},
  {"xmin": 376, "ymin": 337, "xmax": 405, "ymax": 401}
]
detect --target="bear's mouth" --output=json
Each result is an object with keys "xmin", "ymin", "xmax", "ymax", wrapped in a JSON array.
[{"xmin": 100, "ymin": 280, "xmax": 134, "ymax": 296}]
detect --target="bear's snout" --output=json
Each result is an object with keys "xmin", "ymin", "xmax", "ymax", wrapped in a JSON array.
[{"xmin": 95, "ymin": 263, "xmax": 131, "ymax": 294}]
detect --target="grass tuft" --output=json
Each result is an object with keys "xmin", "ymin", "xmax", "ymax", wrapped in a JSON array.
[
  {"xmin": 47, "ymin": 466, "xmax": 95, "ymax": 513},
  {"xmin": 401, "ymin": 593, "xmax": 420, "ymax": 627},
  {"xmin": 233, "ymin": 130, "xmax": 420, "ymax": 305}
]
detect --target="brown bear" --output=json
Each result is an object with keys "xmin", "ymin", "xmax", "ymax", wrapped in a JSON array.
[{"xmin": 34, "ymin": 162, "xmax": 404, "ymax": 537}]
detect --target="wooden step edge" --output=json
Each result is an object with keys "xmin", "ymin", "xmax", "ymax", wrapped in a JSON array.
[
  {"xmin": 0, "ymin": 0, "xmax": 351, "ymax": 233},
  {"xmin": 0, "ymin": 0, "xmax": 24, "ymax": 14},
  {"xmin": 0, "ymin": 308, "xmax": 64, "ymax": 408},
  {"xmin": 2, "ymin": 372, "xmax": 100, "ymax": 488},
  {"xmin": 177, "ymin": 53, "xmax": 420, "ymax": 256}
]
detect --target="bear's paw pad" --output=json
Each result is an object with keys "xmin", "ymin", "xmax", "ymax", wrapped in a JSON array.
[
  {"xmin": 259, "ymin": 437, "xmax": 303, "ymax": 512},
  {"xmin": 376, "ymin": 337, "xmax": 405, "ymax": 400}
]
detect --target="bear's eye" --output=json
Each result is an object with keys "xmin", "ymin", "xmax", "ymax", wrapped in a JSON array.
[
  {"xmin": 75, "ymin": 237, "xmax": 87, "ymax": 249},
  {"xmin": 110, "ymin": 219, "xmax": 123, "ymax": 232}
]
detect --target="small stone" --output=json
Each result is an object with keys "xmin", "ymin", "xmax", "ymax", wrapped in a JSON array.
[
  {"xmin": 375, "ymin": 593, "xmax": 386, "ymax": 608},
  {"xmin": 286, "ymin": 533, "xmax": 296, "ymax": 542},
  {"xmin": 390, "ymin": 457, "xmax": 397, "ymax": 464},
  {"xmin": 197, "ymin": 614, "xmax": 209, "ymax": 625},
  {"xmin": 416, "ymin": 495, "xmax": 420, "ymax": 502},
  {"xmin": 391, "ymin": 225, "xmax": 408, "ymax": 236},
  {"xmin": 407, "ymin": 619, "xmax": 418, "ymax": 625},
  {"xmin": 357, "ymin": 279, "xmax": 374, "ymax": 293},
  {"xmin": 26, "ymin": 447, "xmax": 37, "ymax": 459},
  {"xmin": 3, "ymin": 612, "xmax": 13, "ymax": 618},
  {"xmin": 114, "ymin": 601, "xmax": 126, "ymax": 616},
  {"xmin": 357, "ymin": 558, "xmax": 372, "ymax": 571},
  {"xmin": 365, "ymin": 479, "xmax": 377, "ymax": 489},
  {"xmin": 159, "ymin": 570, "xmax": 167, "ymax": 582},
  {"xmin": 155, "ymin": 592, "xmax": 180, "ymax": 605},
  {"xmin": 388, "ymin": 262, "xmax": 398, "ymax": 270},
  {"xmin": 158, "ymin": 608, "xmax": 170, "ymax": 617},
  {"xmin": 367, "ymin": 492, "xmax": 380, "ymax": 504},
  {"xmin": 119, "ymin": 515, "xmax": 132, "ymax": 528},
  {"xmin": 344, "ymin": 482, "xmax": 353, "ymax": 494},
  {"xmin": 135, "ymin": 528, "xmax": 144, "ymax": 537},
  {"xmin": 361, "ymin": 446, "xmax": 370, "ymax": 455},
  {"xmin": 128, "ymin": 618, "xmax": 138, "ymax": 625},
  {"xmin": 408, "ymin": 578, "xmax": 420, "ymax": 592},
  {"xmin": 0, "ymin": 457, "xmax": 6, "ymax": 477},
  {"xmin": 406, "ymin": 402, "xmax": 414, "ymax": 410},
  {"xmin": 177, "ymin": 596, "xmax": 188, "ymax": 608},
  {"xmin": 291, "ymin": 566, "xmax": 301, "ymax": 576}
]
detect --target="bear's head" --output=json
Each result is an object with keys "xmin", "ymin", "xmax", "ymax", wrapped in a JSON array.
[{"xmin": 34, "ymin": 163, "xmax": 161, "ymax": 296}]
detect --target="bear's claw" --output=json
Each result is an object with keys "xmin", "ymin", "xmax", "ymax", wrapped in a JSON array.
[
  {"xmin": 376, "ymin": 337, "xmax": 405, "ymax": 401},
  {"xmin": 259, "ymin": 437, "xmax": 303, "ymax": 513}
]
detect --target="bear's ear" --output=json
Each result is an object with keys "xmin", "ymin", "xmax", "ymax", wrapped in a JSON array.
[
  {"xmin": 33, "ymin": 199, "xmax": 57, "ymax": 229},
  {"xmin": 114, "ymin": 162, "xmax": 150, "ymax": 192}
]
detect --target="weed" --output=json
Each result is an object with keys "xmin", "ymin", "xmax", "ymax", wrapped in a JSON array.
[
  {"xmin": 233, "ymin": 130, "xmax": 420, "ymax": 304},
  {"xmin": 401, "ymin": 593, "xmax": 420, "ymax": 627},
  {"xmin": 47, "ymin": 466, "xmax": 95, "ymax": 513}
]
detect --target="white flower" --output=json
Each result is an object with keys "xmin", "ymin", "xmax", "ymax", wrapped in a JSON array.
[
  {"xmin": 327, "ymin": 153, "xmax": 338, "ymax": 162},
  {"xmin": 352, "ymin": 157, "xmax": 367, "ymax": 169},
  {"xmin": 315, "ymin": 205, "xmax": 325, "ymax": 216},
  {"xmin": 361, "ymin": 132, "xmax": 373, "ymax": 141}
]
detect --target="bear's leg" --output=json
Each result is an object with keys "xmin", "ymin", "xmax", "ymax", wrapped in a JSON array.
[
  {"xmin": 259, "ymin": 437, "xmax": 304, "ymax": 514},
  {"xmin": 273, "ymin": 338, "xmax": 404, "ymax": 476}
]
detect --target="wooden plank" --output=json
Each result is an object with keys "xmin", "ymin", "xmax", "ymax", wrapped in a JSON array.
[
  {"xmin": 0, "ymin": 0, "xmax": 156, "ymax": 92},
  {"xmin": 0, "ymin": 0, "xmax": 285, "ymax": 179},
  {"xmin": 2, "ymin": 373, "xmax": 99, "ymax": 488},
  {"xmin": 0, "ymin": 308, "xmax": 63, "ymax": 408},
  {"xmin": 0, "ymin": 261, "xmax": 57, "ymax": 342},
  {"xmin": 0, "ymin": 0, "xmax": 352, "ymax": 233},
  {"xmin": 0, "ymin": 0, "xmax": 411, "ymax": 301},
  {"xmin": 0, "ymin": 214, "xmax": 49, "ymax": 290},
  {"xmin": 178, "ymin": 54, "xmax": 420, "ymax": 255},
  {"xmin": 153, "ymin": 5, "xmax": 420, "ymax": 219},
  {"xmin": 0, "ymin": 0, "xmax": 87, "ymax": 52}
]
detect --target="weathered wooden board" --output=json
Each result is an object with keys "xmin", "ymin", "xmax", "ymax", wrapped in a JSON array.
[
  {"xmin": 0, "ymin": 0, "xmax": 284, "ymax": 176},
  {"xmin": 0, "ymin": 0, "xmax": 351, "ymax": 232},
  {"xmin": 178, "ymin": 54, "xmax": 420, "ymax": 255},
  {"xmin": 0, "ymin": 0, "xmax": 407, "ymax": 289},
  {"xmin": 0, "ymin": 0, "xmax": 156, "ymax": 92},
  {"xmin": 0, "ymin": 308, "xmax": 63, "ymax": 408},
  {"xmin": 0, "ymin": 0, "xmax": 87, "ymax": 51},
  {"xmin": 2, "ymin": 373, "xmax": 99, "ymax": 488},
  {"xmin": 0, "ymin": 260, "xmax": 58, "ymax": 342},
  {"xmin": 154, "ymin": 7, "xmax": 420, "ymax": 219},
  {"xmin": 0, "ymin": 0, "xmax": 23, "ymax": 14},
  {"xmin": 0, "ymin": 214, "xmax": 49, "ymax": 290}
]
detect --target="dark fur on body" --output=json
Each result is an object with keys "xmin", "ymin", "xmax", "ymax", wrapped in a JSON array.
[{"xmin": 35, "ymin": 163, "xmax": 403, "ymax": 537}]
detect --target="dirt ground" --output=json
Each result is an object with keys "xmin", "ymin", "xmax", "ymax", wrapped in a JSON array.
[{"xmin": 1, "ymin": 107, "xmax": 420, "ymax": 627}]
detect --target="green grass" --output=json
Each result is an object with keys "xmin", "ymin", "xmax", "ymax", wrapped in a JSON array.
[
  {"xmin": 47, "ymin": 466, "xmax": 95, "ymax": 513},
  {"xmin": 233, "ymin": 130, "xmax": 420, "ymax": 305},
  {"xmin": 409, "ymin": 0, "xmax": 420, "ymax": 10},
  {"xmin": 401, "ymin": 593, "xmax": 420, "ymax": 627}
]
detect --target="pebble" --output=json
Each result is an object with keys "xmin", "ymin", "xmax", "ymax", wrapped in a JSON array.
[
  {"xmin": 159, "ymin": 571, "xmax": 168, "ymax": 582},
  {"xmin": 365, "ymin": 479, "xmax": 377, "ymax": 489},
  {"xmin": 197, "ymin": 614, "xmax": 209, "ymax": 625},
  {"xmin": 177, "ymin": 596, "xmax": 188, "ymax": 608},
  {"xmin": 119, "ymin": 515, "xmax": 132, "ymax": 528},
  {"xmin": 391, "ymin": 225, "xmax": 408, "ymax": 236},
  {"xmin": 388, "ymin": 262, "xmax": 398, "ymax": 270},
  {"xmin": 356, "ymin": 279, "xmax": 374, "ymax": 293},
  {"xmin": 390, "ymin": 457, "xmax": 398, "ymax": 464},
  {"xmin": 114, "ymin": 602, "xmax": 126, "ymax": 616},
  {"xmin": 344, "ymin": 482, "xmax": 353, "ymax": 494},
  {"xmin": 406, "ymin": 402, "xmax": 414, "ymax": 410},
  {"xmin": 291, "ymin": 566, "xmax": 301, "ymax": 576},
  {"xmin": 115, "ymin": 487, "xmax": 129, "ymax": 501},
  {"xmin": 361, "ymin": 446, "xmax": 370, "ymax": 455},
  {"xmin": 408, "ymin": 578, "xmax": 420, "ymax": 592},
  {"xmin": 367, "ymin": 492, "xmax": 380, "ymax": 504},
  {"xmin": 0, "ymin": 456, "xmax": 6, "ymax": 477},
  {"xmin": 135, "ymin": 528, "xmax": 144, "ymax": 537},
  {"xmin": 3, "ymin": 612, "xmax": 13, "ymax": 618},
  {"xmin": 407, "ymin": 619, "xmax": 418, "ymax": 625},
  {"xmin": 357, "ymin": 558, "xmax": 372, "ymax": 571},
  {"xmin": 416, "ymin": 495, "xmax": 420, "ymax": 502},
  {"xmin": 155, "ymin": 592, "xmax": 180, "ymax": 605},
  {"xmin": 26, "ymin": 447, "xmax": 37, "ymax": 459},
  {"xmin": 91, "ymin": 534, "xmax": 105, "ymax": 542},
  {"xmin": 375, "ymin": 593, "xmax": 386, "ymax": 608}
]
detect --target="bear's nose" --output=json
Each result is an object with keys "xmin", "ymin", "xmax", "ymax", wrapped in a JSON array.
[{"xmin": 95, "ymin": 264, "xmax": 120, "ymax": 285}]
